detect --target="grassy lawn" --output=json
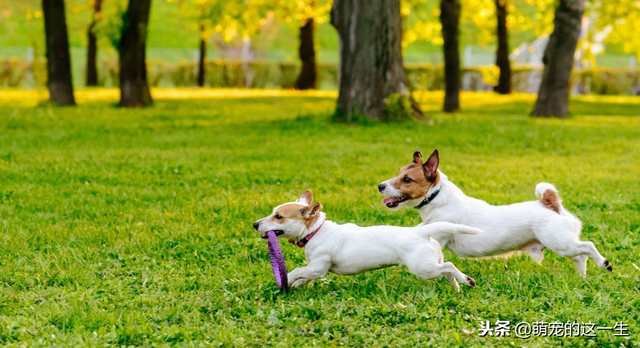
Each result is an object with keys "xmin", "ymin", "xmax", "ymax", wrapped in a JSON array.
[{"xmin": 0, "ymin": 89, "xmax": 639, "ymax": 346}]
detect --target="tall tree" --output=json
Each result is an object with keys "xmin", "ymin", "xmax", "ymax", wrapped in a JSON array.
[
  {"xmin": 331, "ymin": 0, "xmax": 424, "ymax": 121},
  {"xmin": 86, "ymin": 0, "xmax": 104, "ymax": 87},
  {"xmin": 440, "ymin": 0, "xmax": 461, "ymax": 112},
  {"xmin": 532, "ymin": 0, "xmax": 584, "ymax": 117},
  {"xmin": 287, "ymin": 0, "xmax": 326, "ymax": 90},
  {"xmin": 276, "ymin": 0, "xmax": 330, "ymax": 90},
  {"xmin": 406, "ymin": 0, "xmax": 534, "ymax": 97},
  {"xmin": 175, "ymin": 0, "xmax": 227, "ymax": 87},
  {"xmin": 295, "ymin": 15, "xmax": 317, "ymax": 90},
  {"xmin": 197, "ymin": 23, "xmax": 207, "ymax": 87},
  {"xmin": 42, "ymin": 0, "xmax": 76, "ymax": 105},
  {"xmin": 119, "ymin": 0, "xmax": 153, "ymax": 107},
  {"xmin": 494, "ymin": 0, "xmax": 511, "ymax": 94}
]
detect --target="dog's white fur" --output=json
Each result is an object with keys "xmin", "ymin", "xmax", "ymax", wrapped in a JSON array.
[
  {"xmin": 379, "ymin": 151, "xmax": 611, "ymax": 276},
  {"xmin": 254, "ymin": 191, "xmax": 482, "ymax": 291}
]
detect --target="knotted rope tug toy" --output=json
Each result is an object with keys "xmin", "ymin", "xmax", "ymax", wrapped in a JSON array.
[{"xmin": 266, "ymin": 230, "xmax": 289, "ymax": 292}]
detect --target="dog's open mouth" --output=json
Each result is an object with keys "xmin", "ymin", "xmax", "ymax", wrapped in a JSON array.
[
  {"xmin": 261, "ymin": 230, "xmax": 285, "ymax": 239},
  {"xmin": 382, "ymin": 195, "xmax": 408, "ymax": 208}
]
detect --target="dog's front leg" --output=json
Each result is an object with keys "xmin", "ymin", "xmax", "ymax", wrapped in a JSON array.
[{"xmin": 287, "ymin": 257, "xmax": 331, "ymax": 288}]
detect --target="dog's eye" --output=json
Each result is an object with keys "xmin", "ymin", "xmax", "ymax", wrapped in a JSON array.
[
  {"xmin": 275, "ymin": 214, "xmax": 283, "ymax": 220},
  {"xmin": 403, "ymin": 177, "xmax": 412, "ymax": 183}
]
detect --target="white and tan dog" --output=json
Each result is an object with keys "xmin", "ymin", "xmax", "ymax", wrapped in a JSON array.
[
  {"xmin": 253, "ymin": 190, "xmax": 482, "ymax": 291},
  {"xmin": 378, "ymin": 150, "xmax": 612, "ymax": 276}
]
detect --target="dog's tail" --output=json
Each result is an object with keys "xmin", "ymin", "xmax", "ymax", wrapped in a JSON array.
[
  {"xmin": 535, "ymin": 182, "xmax": 563, "ymax": 214},
  {"xmin": 415, "ymin": 222, "xmax": 482, "ymax": 237}
]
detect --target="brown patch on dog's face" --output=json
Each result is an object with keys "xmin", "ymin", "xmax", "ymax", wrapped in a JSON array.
[
  {"xmin": 270, "ymin": 203, "xmax": 308, "ymax": 222},
  {"xmin": 254, "ymin": 201, "xmax": 323, "ymax": 239},
  {"xmin": 379, "ymin": 150, "xmax": 441, "ymax": 208},
  {"xmin": 395, "ymin": 164, "xmax": 433, "ymax": 196}
]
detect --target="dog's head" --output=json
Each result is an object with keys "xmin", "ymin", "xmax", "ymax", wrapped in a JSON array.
[
  {"xmin": 377, "ymin": 150, "xmax": 440, "ymax": 209},
  {"xmin": 253, "ymin": 189, "xmax": 324, "ymax": 239}
]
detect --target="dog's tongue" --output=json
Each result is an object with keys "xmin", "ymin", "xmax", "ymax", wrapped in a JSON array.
[{"xmin": 383, "ymin": 197, "xmax": 400, "ymax": 205}]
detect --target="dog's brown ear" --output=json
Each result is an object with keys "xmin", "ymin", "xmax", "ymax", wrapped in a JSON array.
[
  {"xmin": 296, "ymin": 189, "xmax": 313, "ymax": 205},
  {"xmin": 424, "ymin": 149, "xmax": 439, "ymax": 175},
  {"xmin": 301, "ymin": 202, "xmax": 323, "ymax": 218},
  {"xmin": 413, "ymin": 151, "xmax": 423, "ymax": 164}
]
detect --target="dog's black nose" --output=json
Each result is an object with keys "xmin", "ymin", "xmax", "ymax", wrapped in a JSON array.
[
  {"xmin": 378, "ymin": 183, "xmax": 386, "ymax": 193},
  {"xmin": 252, "ymin": 221, "xmax": 260, "ymax": 230}
]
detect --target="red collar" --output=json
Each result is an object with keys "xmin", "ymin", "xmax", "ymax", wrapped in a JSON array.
[{"xmin": 289, "ymin": 216, "xmax": 326, "ymax": 248}]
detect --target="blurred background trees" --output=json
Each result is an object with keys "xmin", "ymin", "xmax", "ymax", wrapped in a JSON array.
[
  {"xmin": 532, "ymin": 0, "xmax": 584, "ymax": 117},
  {"xmin": 86, "ymin": 0, "xmax": 103, "ymax": 86},
  {"xmin": 494, "ymin": 0, "xmax": 511, "ymax": 94},
  {"xmin": 175, "ymin": 0, "xmax": 225, "ymax": 87},
  {"xmin": 2, "ymin": 0, "xmax": 639, "ymax": 115},
  {"xmin": 331, "ymin": 0, "xmax": 425, "ymax": 121},
  {"xmin": 42, "ymin": 0, "xmax": 76, "ymax": 105},
  {"xmin": 119, "ymin": 0, "xmax": 153, "ymax": 107},
  {"xmin": 439, "ymin": 0, "xmax": 461, "ymax": 112},
  {"xmin": 276, "ymin": 0, "xmax": 331, "ymax": 90}
]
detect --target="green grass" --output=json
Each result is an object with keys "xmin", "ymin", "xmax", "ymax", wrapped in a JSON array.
[{"xmin": 0, "ymin": 89, "xmax": 639, "ymax": 346}]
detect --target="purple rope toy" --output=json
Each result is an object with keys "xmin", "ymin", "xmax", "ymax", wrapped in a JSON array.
[{"xmin": 266, "ymin": 231, "xmax": 289, "ymax": 292}]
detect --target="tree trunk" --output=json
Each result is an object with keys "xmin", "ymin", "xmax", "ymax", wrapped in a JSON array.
[
  {"xmin": 86, "ymin": 0, "xmax": 103, "ymax": 87},
  {"xmin": 197, "ymin": 24, "xmax": 206, "ymax": 87},
  {"xmin": 532, "ymin": 0, "xmax": 584, "ymax": 117},
  {"xmin": 119, "ymin": 0, "xmax": 153, "ymax": 107},
  {"xmin": 295, "ymin": 18, "xmax": 317, "ymax": 90},
  {"xmin": 494, "ymin": 0, "xmax": 511, "ymax": 94},
  {"xmin": 330, "ymin": 0, "xmax": 424, "ymax": 122},
  {"xmin": 440, "ymin": 0, "xmax": 460, "ymax": 112},
  {"xmin": 42, "ymin": 0, "xmax": 75, "ymax": 105}
]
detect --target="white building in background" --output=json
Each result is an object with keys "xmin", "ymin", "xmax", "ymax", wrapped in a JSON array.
[
  {"xmin": 510, "ymin": 35, "xmax": 547, "ymax": 67},
  {"xmin": 509, "ymin": 17, "xmax": 615, "ymax": 68}
]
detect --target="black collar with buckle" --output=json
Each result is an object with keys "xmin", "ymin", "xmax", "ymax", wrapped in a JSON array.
[{"xmin": 415, "ymin": 189, "xmax": 441, "ymax": 209}]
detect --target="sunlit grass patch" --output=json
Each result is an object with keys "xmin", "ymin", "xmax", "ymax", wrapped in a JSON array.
[{"xmin": 0, "ymin": 88, "xmax": 337, "ymax": 107}]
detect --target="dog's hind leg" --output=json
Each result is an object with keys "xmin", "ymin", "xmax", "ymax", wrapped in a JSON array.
[
  {"xmin": 444, "ymin": 274, "xmax": 461, "ymax": 292},
  {"xmin": 440, "ymin": 262, "xmax": 476, "ymax": 288},
  {"xmin": 407, "ymin": 259, "xmax": 476, "ymax": 292},
  {"xmin": 522, "ymin": 242, "xmax": 545, "ymax": 264},
  {"xmin": 572, "ymin": 241, "xmax": 611, "ymax": 273},
  {"xmin": 572, "ymin": 255, "xmax": 588, "ymax": 276},
  {"xmin": 539, "ymin": 234, "xmax": 611, "ymax": 276},
  {"xmin": 433, "ymin": 238, "xmax": 462, "ymax": 290},
  {"xmin": 564, "ymin": 243, "xmax": 608, "ymax": 277},
  {"xmin": 404, "ymin": 241, "xmax": 476, "ymax": 291},
  {"xmin": 535, "ymin": 217, "xmax": 611, "ymax": 276}
]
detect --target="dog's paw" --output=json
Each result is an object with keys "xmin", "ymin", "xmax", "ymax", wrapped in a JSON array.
[
  {"xmin": 466, "ymin": 276, "xmax": 476, "ymax": 287},
  {"xmin": 603, "ymin": 259, "xmax": 613, "ymax": 272}
]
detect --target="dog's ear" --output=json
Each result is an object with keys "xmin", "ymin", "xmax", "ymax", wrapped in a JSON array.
[
  {"xmin": 296, "ymin": 189, "xmax": 313, "ymax": 205},
  {"xmin": 423, "ymin": 149, "xmax": 439, "ymax": 176},
  {"xmin": 301, "ymin": 202, "xmax": 322, "ymax": 218},
  {"xmin": 413, "ymin": 151, "xmax": 423, "ymax": 164}
]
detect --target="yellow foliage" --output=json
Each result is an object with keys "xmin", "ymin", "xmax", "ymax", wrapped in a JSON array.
[
  {"xmin": 480, "ymin": 65, "xmax": 500, "ymax": 85},
  {"xmin": 592, "ymin": 0, "xmax": 640, "ymax": 59},
  {"xmin": 404, "ymin": 0, "xmax": 537, "ymax": 48}
]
